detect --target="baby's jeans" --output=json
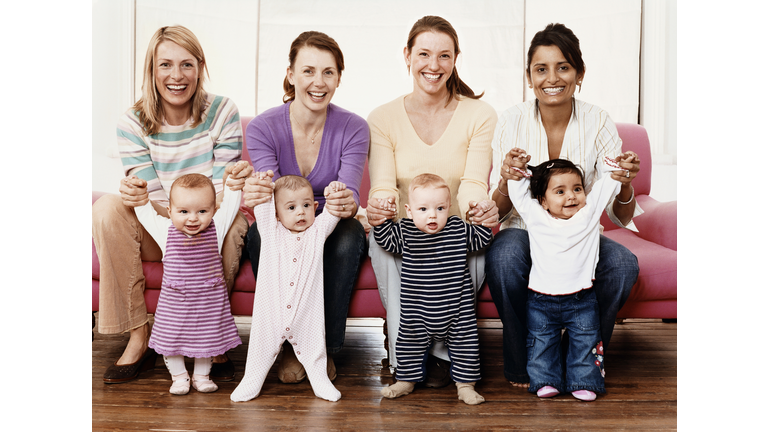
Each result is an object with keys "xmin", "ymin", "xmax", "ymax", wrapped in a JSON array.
[{"xmin": 526, "ymin": 288, "xmax": 606, "ymax": 394}]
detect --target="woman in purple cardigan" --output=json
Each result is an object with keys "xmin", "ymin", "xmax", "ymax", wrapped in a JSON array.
[{"xmin": 242, "ymin": 31, "xmax": 369, "ymax": 384}]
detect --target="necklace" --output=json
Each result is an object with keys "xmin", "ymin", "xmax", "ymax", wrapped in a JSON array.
[{"xmin": 290, "ymin": 109, "xmax": 325, "ymax": 145}]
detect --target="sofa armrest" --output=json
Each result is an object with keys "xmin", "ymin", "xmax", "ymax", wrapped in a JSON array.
[{"xmin": 632, "ymin": 195, "xmax": 677, "ymax": 251}]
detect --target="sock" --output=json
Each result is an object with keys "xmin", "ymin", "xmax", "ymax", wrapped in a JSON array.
[
  {"xmin": 163, "ymin": 355, "xmax": 187, "ymax": 376},
  {"xmin": 381, "ymin": 381, "xmax": 415, "ymax": 399},
  {"xmin": 193, "ymin": 357, "xmax": 213, "ymax": 376},
  {"xmin": 456, "ymin": 382, "xmax": 485, "ymax": 405}
]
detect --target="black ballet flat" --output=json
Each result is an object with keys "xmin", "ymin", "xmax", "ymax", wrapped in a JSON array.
[{"xmin": 103, "ymin": 347, "xmax": 157, "ymax": 384}]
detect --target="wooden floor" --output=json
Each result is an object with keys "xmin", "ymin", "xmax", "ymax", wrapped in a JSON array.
[{"xmin": 92, "ymin": 317, "xmax": 677, "ymax": 431}]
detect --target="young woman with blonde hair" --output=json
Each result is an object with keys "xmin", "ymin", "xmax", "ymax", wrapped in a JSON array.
[{"xmin": 93, "ymin": 25, "xmax": 250, "ymax": 384}]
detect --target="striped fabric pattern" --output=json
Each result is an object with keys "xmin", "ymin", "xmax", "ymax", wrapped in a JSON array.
[
  {"xmin": 117, "ymin": 93, "xmax": 242, "ymax": 206},
  {"xmin": 374, "ymin": 216, "xmax": 492, "ymax": 383},
  {"xmin": 148, "ymin": 220, "xmax": 242, "ymax": 358}
]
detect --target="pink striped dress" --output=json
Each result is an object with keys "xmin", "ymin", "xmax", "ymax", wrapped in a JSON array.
[{"xmin": 148, "ymin": 219, "xmax": 242, "ymax": 358}]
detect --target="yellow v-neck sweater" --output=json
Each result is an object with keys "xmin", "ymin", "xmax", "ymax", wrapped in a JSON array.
[{"xmin": 367, "ymin": 95, "xmax": 497, "ymax": 220}]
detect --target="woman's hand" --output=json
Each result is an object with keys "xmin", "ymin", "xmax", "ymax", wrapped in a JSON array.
[
  {"xmin": 467, "ymin": 199, "xmax": 500, "ymax": 228},
  {"xmin": 243, "ymin": 170, "xmax": 274, "ymax": 208},
  {"xmin": 610, "ymin": 151, "xmax": 640, "ymax": 186},
  {"xmin": 501, "ymin": 148, "xmax": 531, "ymax": 182},
  {"xmin": 119, "ymin": 175, "xmax": 149, "ymax": 207},
  {"xmin": 325, "ymin": 181, "xmax": 356, "ymax": 219},
  {"xmin": 366, "ymin": 196, "xmax": 396, "ymax": 227},
  {"xmin": 225, "ymin": 161, "xmax": 254, "ymax": 191}
]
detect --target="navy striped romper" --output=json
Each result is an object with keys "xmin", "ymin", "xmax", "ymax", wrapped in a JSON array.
[{"xmin": 374, "ymin": 216, "xmax": 492, "ymax": 383}]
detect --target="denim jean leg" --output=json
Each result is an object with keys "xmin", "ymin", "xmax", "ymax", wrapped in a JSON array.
[
  {"xmin": 485, "ymin": 228, "xmax": 531, "ymax": 383},
  {"xmin": 564, "ymin": 289, "xmax": 605, "ymax": 393},
  {"xmin": 323, "ymin": 218, "xmax": 367, "ymax": 354},
  {"xmin": 593, "ymin": 235, "xmax": 638, "ymax": 349},
  {"xmin": 526, "ymin": 292, "xmax": 564, "ymax": 393}
]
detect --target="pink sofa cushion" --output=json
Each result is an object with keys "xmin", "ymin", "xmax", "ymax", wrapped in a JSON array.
[{"xmin": 602, "ymin": 229, "xmax": 677, "ymax": 303}]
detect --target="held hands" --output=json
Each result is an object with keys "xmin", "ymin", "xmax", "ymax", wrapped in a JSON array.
[
  {"xmin": 325, "ymin": 181, "xmax": 356, "ymax": 219},
  {"xmin": 610, "ymin": 151, "xmax": 640, "ymax": 186},
  {"xmin": 467, "ymin": 199, "xmax": 500, "ymax": 228},
  {"xmin": 224, "ymin": 161, "xmax": 254, "ymax": 191},
  {"xmin": 366, "ymin": 196, "xmax": 396, "ymax": 227},
  {"xmin": 243, "ymin": 170, "xmax": 275, "ymax": 208},
  {"xmin": 501, "ymin": 148, "xmax": 531, "ymax": 182},
  {"xmin": 119, "ymin": 175, "xmax": 149, "ymax": 207}
]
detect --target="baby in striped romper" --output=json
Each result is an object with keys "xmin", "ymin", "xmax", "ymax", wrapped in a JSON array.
[
  {"xmin": 371, "ymin": 173, "xmax": 493, "ymax": 405},
  {"xmin": 133, "ymin": 161, "xmax": 251, "ymax": 395}
]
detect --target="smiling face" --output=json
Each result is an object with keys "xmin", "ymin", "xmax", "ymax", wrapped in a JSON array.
[
  {"xmin": 154, "ymin": 40, "xmax": 201, "ymax": 121},
  {"xmin": 275, "ymin": 185, "xmax": 318, "ymax": 234},
  {"xmin": 540, "ymin": 172, "xmax": 586, "ymax": 220},
  {"xmin": 405, "ymin": 30, "xmax": 456, "ymax": 97},
  {"xmin": 286, "ymin": 46, "xmax": 340, "ymax": 114},
  {"xmin": 405, "ymin": 185, "xmax": 451, "ymax": 234},
  {"xmin": 527, "ymin": 45, "xmax": 584, "ymax": 110},
  {"xmin": 166, "ymin": 186, "xmax": 216, "ymax": 236}
]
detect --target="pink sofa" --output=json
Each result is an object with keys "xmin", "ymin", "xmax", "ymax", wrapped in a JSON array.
[{"xmin": 92, "ymin": 119, "xmax": 676, "ymax": 322}]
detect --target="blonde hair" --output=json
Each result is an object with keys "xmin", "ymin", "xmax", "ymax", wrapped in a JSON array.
[
  {"xmin": 133, "ymin": 25, "xmax": 210, "ymax": 136},
  {"xmin": 169, "ymin": 173, "xmax": 216, "ymax": 206},
  {"xmin": 409, "ymin": 173, "xmax": 450, "ymax": 196}
]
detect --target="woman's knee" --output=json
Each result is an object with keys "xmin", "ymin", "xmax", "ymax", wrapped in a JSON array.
[
  {"xmin": 92, "ymin": 194, "xmax": 131, "ymax": 228},
  {"xmin": 598, "ymin": 236, "xmax": 639, "ymax": 277},
  {"xmin": 486, "ymin": 228, "xmax": 531, "ymax": 272}
]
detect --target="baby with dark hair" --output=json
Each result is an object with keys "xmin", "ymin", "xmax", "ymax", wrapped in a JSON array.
[{"xmin": 505, "ymin": 148, "xmax": 637, "ymax": 402}]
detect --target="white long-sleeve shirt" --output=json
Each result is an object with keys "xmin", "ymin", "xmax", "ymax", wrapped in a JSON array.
[{"xmin": 507, "ymin": 160, "xmax": 635, "ymax": 295}]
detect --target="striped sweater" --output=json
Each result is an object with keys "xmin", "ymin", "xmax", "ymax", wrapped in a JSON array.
[{"xmin": 117, "ymin": 93, "xmax": 242, "ymax": 206}]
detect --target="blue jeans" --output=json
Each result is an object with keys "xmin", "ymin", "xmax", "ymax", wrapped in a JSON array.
[
  {"xmin": 485, "ymin": 228, "xmax": 637, "ymax": 383},
  {"xmin": 245, "ymin": 217, "xmax": 367, "ymax": 354},
  {"xmin": 527, "ymin": 289, "xmax": 605, "ymax": 394}
]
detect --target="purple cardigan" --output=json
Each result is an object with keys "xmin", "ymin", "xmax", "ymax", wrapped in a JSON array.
[{"xmin": 247, "ymin": 102, "xmax": 369, "ymax": 213}]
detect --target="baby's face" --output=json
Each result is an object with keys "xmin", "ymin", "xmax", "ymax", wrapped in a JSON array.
[
  {"xmin": 275, "ymin": 186, "xmax": 318, "ymax": 234},
  {"xmin": 167, "ymin": 186, "xmax": 216, "ymax": 236},
  {"xmin": 405, "ymin": 185, "xmax": 450, "ymax": 234},
  {"xmin": 540, "ymin": 172, "xmax": 586, "ymax": 219}
]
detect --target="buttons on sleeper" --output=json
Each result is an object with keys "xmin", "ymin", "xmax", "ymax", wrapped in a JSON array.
[{"xmin": 287, "ymin": 305, "xmax": 291, "ymax": 309}]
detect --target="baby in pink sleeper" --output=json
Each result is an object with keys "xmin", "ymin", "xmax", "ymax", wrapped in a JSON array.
[{"xmin": 231, "ymin": 172, "xmax": 343, "ymax": 402}]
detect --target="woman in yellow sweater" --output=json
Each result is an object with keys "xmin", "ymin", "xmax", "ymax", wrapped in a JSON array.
[{"xmin": 366, "ymin": 15, "xmax": 499, "ymax": 388}]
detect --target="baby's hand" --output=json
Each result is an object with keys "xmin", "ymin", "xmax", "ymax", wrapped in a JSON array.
[
  {"xmin": 503, "ymin": 148, "xmax": 531, "ymax": 181},
  {"xmin": 243, "ymin": 170, "xmax": 275, "ymax": 208},
  {"xmin": 225, "ymin": 161, "xmax": 253, "ymax": 190},
  {"xmin": 366, "ymin": 196, "xmax": 396, "ymax": 227},
  {"xmin": 324, "ymin": 181, "xmax": 347, "ymax": 197}
]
